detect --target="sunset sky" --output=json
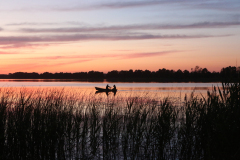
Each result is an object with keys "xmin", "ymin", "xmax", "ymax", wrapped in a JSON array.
[{"xmin": 1, "ymin": 0, "xmax": 240, "ymax": 74}]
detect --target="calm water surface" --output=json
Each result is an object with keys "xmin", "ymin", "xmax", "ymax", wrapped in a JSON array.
[{"xmin": 0, "ymin": 79, "xmax": 222, "ymax": 100}]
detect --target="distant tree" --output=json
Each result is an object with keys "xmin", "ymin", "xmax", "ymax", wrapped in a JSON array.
[
  {"xmin": 201, "ymin": 68, "xmax": 211, "ymax": 78},
  {"xmin": 72, "ymin": 72, "xmax": 88, "ymax": 79},
  {"xmin": 175, "ymin": 69, "xmax": 183, "ymax": 79},
  {"xmin": 220, "ymin": 66, "xmax": 237, "ymax": 80},
  {"xmin": 192, "ymin": 66, "xmax": 203, "ymax": 73},
  {"xmin": 183, "ymin": 70, "xmax": 190, "ymax": 77},
  {"xmin": 129, "ymin": 69, "xmax": 133, "ymax": 74},
  {"xmin": 201, "ymin": 68, "xmax": 209, "ymax": 74},
  {"xmin": 8, "ymin": 72, "xmax": 40, "ymax": 79},
  {"xmin": 143, "ymin": 70, "xmax": 151, "ymax": 78},
  {"xmin": 119, "ymin": 70, "xmax": 128, "ymax": 78},
  {"xmin": 88, "ymin": 71, "xmax": 104, "ymax": 79},
  {"xmin": 134, "ymin": 70, "xmax": 144, "ymax": 78},
  {"xmin": 106, "ymin": 70, "xmax": 119, "ymax": 78},
  {"xmin": 41, "ymin": 72, "xmax": 53, "ymax": 79}
]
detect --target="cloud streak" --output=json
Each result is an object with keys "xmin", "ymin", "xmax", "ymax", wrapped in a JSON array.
[
  {"xmin": 192, "ymin": 1, "xmax": 240, "ymax": 11},
  {"xmin": 6, "ymin": 22, "xmax": 60, "ymax": 26},
  {"xmin": 17, "ymin": 50, "xmax": 180, "ymax": 62},
  {"xmin": 0, "ymin": 43, "xmax": 51, "ymax": 49},
  {"xmin": 0, "ymin": 33, "xmax": 228, "ymax": 48},
  {"xmin": 19, "ymin": 21, "xmax": 240, "ymax": 33},
  {"xmin": 50, "ymin": 0, "xmax": 240, "ymax": 12},
  {"xmin": 6, "ymin": 21, "xmax": 85, "ymax": 26},
  {"xmin": 5, "ymin": 0, "xmax": 240, "ymax": 13},
  {"xmin": 53, "ymin": 1, "xmax": 173, "ymax": 11},
  {"xmin": 120, "ymin": 51, "xmax": 174, "ymax": 59}
]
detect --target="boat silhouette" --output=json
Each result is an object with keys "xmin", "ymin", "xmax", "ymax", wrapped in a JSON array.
[{"xmin": 95, "ymin": 87, "xmax": 117, "ymax": 92}]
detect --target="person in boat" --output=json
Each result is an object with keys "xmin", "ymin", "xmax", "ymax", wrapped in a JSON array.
[
  {"xmin": 106, "ymin": 84, "xmax": 110, "ymax": 91},
  {"xmin": 113, "ymin": 85, "xmax": 116, "ymax": 91}
]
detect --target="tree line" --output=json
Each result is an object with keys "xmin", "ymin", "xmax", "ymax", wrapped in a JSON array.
[{"xmin": 0, "ymin": 66, "xmax": 239, "ymax": 82}]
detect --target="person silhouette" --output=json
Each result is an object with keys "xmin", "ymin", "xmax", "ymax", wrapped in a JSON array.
[
  {"xmin": 113, "ymin": 85, "xmax": 116, "ymax": 91},
  {"xmin": 106, "ymin": 84, "xmax": 110, "ymax": 90}
]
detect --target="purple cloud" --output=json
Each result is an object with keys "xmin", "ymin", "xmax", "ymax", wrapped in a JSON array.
[
  {"xmin": 50, "ymin": 0, "xmax": 240, "ymax": 12},
  {"xmin": 7, "ymin": 0, "xmax": 240, "ymax": 13},
  {"xmin": 120, "ymin": 51, "xmax": 177, "ymax": 59},
  {"xmin": 6, "ymin": 22, "xmax": 60, "ymax": 26},
  {"xmin": 192, "ymin": 1, "xmax": 240, "ymax": 11},
  {"xmin": 19, "ymin": 21, "xmax": 240, "ymax": 33},
  {"xmin": 0, "ymin": 43, "xmax": 51, "ymax": 49},
  {"xmin": 0, "ymin": 33, "xmax": 225, "ymax": 43},
  {"xmin": 0, "ymin": 32, "xmax": 230, "ymax": 49},
  {"xmin": 41, "ymin": 59, "xmax": 93, "ymax": 68},
  {"xmin": 54, "ymin": 1, "xmax": 173, "ymax": 11},
  {"xmin": 6, "ymin": 21, "xmax": 84, "ymax": 26}
]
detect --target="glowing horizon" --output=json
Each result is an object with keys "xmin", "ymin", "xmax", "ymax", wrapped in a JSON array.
[{"xmin": 1, "ymin": 0, "xmax": 240, "ymax": 74}]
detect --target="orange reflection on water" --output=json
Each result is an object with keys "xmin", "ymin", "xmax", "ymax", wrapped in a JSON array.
[{"xmin": 0, "ymin": 86, "xmax": 218, "ymax": 108}]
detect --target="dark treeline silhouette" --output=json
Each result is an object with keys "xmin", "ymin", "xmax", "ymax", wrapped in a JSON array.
[
  {"xmin": 0, "ymin": 66, "xmax": 239, "ymax": 82},
  {"xmin": 106, "ymin": 66, "xmax": 240, "ymax": 82},
  {"xmin": 0, "ymin": 71, "xmax": 105, "ymax": 81}
]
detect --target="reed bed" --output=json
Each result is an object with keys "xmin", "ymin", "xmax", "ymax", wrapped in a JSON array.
[{"xmin": 0, "ymin": 82, "xmax": 239, "ymax": 160}]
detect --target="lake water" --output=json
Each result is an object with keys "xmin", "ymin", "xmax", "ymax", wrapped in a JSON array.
[{"xmin": 0, "ymin": 79, "xmax": 222, "ymax": 101}]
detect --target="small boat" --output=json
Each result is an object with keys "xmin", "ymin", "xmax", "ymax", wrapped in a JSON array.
[{"xmin": 95, "ymin": 87, "xmax": 117, "ymax": 92}]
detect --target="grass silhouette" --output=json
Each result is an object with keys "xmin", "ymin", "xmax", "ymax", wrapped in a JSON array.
[{"xmin": 0, "ymin": 81, "xmax": 239, "ymax": 159}]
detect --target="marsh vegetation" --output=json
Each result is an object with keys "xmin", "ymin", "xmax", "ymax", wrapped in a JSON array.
[{"xmin": 0, "ymin": 82, "xmax": 239, "ymax": 159}]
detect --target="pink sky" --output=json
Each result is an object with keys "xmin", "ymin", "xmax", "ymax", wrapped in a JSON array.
[{"xmin": 0, "ymin": 0, "xmax": 240, "ymax": 74}]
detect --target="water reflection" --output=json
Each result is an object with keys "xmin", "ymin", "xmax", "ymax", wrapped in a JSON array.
[
  {"xmin": 0, "ymin": 80, "xmax": 222, "ymax": 101},
  {"xmin": 95, "ymin": 90, "xmax": 117, "ymax": 96}
]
